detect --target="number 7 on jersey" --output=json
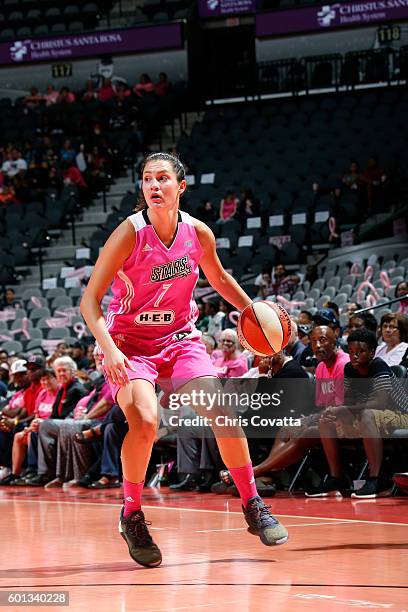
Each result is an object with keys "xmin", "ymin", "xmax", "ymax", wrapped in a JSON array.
[{"xmin": 154, "ymin": 283, "xmax": 173, "ymax": 307}]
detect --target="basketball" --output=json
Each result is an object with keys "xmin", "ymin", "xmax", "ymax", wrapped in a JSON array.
[{"xmin": 237, "ymin": 301, "xmax": 292, "ymax": 356}]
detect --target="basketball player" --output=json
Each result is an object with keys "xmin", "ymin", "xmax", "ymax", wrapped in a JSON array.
[{"xmin": 80, "ymin": 152, "xmax": 288, "ymax": 568}]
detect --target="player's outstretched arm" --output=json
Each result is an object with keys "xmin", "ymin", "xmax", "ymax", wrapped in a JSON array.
[
  {"xmin": 80, "ymin": 220, "xmax": 136, "ymax": 385},
  {"xmin": 194, "ymin": 219, "xmax": 252, "ymax": 312}
]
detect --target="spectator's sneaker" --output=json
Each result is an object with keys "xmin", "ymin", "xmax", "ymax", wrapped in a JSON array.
[
  {"xmin": 25, "ymin": 474, "xmax": 52, "ymax": 487},
  {"xmin": 169, "ymin": 474, "xmax": 200, "ymax": 491},
  {"xmin": 119, "ymin": 506, "xmax": 162, "ymax": 568},
  {"xmin": 305, "ymin": 475, "xmax": 348, "ymax": 498},
  {"xmin": 44, "ymin": 477, "xmax": 63, "ymax": 489},
  {"xmin": 210, "ymin": 480, "xmax": 228, "ymax": 494},
  {"xmin": 243, "ymin": 496, "xmax": 288, "ymax": 546},
  {"xmin": 13, "ymin": 476, "xmax": 32, "ymax": 486},
  {"xmin": 0, "ymin": 467, "xmax": 11, "ymax": 480},
  {"xmin": 351, "ymin": 477, "xmax": 379, "ymax": 498},
  {"xmin": 0, "ymin": 473, "xmax": 18, "ymax": 485}
]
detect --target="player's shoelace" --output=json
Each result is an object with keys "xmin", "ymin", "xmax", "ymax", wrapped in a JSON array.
[
  {"xmin": 246, "ymin": 500, "xmax": 279, "ymax": 527},
  {"xmin": 125, "ymin": 513, "xmax": 153, "ymax": 546}
]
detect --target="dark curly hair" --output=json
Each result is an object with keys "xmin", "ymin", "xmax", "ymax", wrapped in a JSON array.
[
  {"xmin": 135, "ymin": 152, "xmax": 186, "ymax": 211},
  {"xmin": 347, "ymin": 329, "xmax": 378, "ymax": 351}
]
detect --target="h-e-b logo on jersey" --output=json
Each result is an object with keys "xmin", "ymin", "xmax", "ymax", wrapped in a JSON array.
[
  {"xmin": 150, "ymin": 256, "xmax": 191, "ymax": 283},
  {"xmin": 135, "ymin": 310, "xmax": 175, "ymax": 325}
]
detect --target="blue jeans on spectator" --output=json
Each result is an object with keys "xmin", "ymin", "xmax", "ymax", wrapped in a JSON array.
[
  {"xmin": 101, "ymin": 420, "xmax": 128, "ymax": 478},
  {"xmin": 27, "ymin": 431, "xmax": 39, "ymax": 471}
]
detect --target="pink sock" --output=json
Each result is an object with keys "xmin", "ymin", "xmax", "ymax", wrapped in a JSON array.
[
  {"xmin": 229, "ymin": 463, "xmax": 258, "ymax": 507},
  {"xmin": 123, "ymin": 478, "xmax": 144, "ymax": 517}
]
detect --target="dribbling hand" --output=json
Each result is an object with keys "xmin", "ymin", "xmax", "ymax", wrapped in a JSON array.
[{"xmin": 103, "ymin": 346, "xmax": 135, "ymax": 387}]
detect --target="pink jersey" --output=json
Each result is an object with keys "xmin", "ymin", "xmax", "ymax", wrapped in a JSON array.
[
  {"xmin": 105, "ymin": 209, "xmax": 203, "ymax": 356},
  {"xmin": 315, "ymin": 349, "xmax": 350, "ymax": 407}
]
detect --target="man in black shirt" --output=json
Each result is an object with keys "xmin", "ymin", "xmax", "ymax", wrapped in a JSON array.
[{"xmin": 315, "ymin": 329, "xmax": 408, "ymax": 498}]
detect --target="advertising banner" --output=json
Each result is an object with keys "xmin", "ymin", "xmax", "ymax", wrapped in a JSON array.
[
  {"xmin": 0, "ymin": 23, "xmax": 182, "ymax": 66},
  {"xmin": 256, "ymin": 1, "xmax": 408, "ymax": 37}
]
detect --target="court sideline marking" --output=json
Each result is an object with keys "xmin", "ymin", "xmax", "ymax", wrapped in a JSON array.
[{"xmin": 1, "ymin": 497, "xmax": 408, "ymax": 527}]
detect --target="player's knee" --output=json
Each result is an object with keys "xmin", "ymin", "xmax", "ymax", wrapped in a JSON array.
[{"xmin": 138, "ymin": 417, "xmax": 157, "ymax": 440}]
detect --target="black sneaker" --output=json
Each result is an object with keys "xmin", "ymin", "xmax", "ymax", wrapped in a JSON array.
[
  {"xmin": 25, "ymin": 474, "xmax": 52, "ymax": 487},
  {"xmin": 119, "ymin": 506, "xmax": 162, "ymax": 568},
  {"xmin": 305, "ymin": 475, "xmax": 348, "ymax": 498},
  {"xmin": 243, "ymin": 496, "xmax": 288, "ymax": 546},
  {"xmin": 0, "ymin": 473, "xmax": 18, "ymax": 485},
  {"xmin": 211, "ymin": 480, "xmax": 228, "ymax": 494},
  {"xmin": 351, "ymin": 477, "xmax": 379, "ymax": 498},
  {"xmin": 169, "ymin": 474, "xmax": 199, "ymax": 491}
]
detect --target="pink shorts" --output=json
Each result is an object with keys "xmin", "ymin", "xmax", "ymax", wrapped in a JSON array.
[{"xmin": 105, "ymin": 335, "xmax": 218, "ymax": 403}]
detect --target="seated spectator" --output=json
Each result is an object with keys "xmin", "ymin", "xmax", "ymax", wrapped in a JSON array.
[
  {"xmin": 62, "ymin": 162, "xmax": 88, "ymax": 204},
  {"xmin": 345, "ymin": 302, "xmax": 362, "ymax": 317},
  {"xmin": 13, "ymin": 172, "xmax": 33, "ymax": 204},
  {"xmin": 58, "ymin": 86, "xmax": 76, "ymax": 104},
  {"xmin": 335, "ymin": 160, "xmax": 363, "ymax": 198},
  {"xmin": 218, "ymin": 299, "xmax": 237, "ymax": 331},
  {"xmin": 324, "ymin": 301, "xmax": 340, "ymax": 318},
  {"xmin": 395, "ymin": 281, "xmax": 408, "ymax": 315},
  {"xmin": 60, "ymin": 139, "xmax": 76, "ymax": 164},
  {"xmin": 201, "ymin": 333, "xmax": 216, "ymax": 357},
  {"xmin": 98, "ymin": 78, "xmax": 117, "ymax": 102},
  {"xmin": 239, "ymin": 188, "xmax": 260, "ymax": 224},
  {"xmin": 82, "ymin": 405, "xmax": 128, "ymax": 489},
  {"xmin": 347, "ymin": 312, "xmax": 378, "ymax": 335},
  {"xmin": 71, "ymin": 341, "xmax": 90, "ymax": 371},
  {"xmin": 0, "ymin": 360, "xmax": 31, "ymax": 480},
  {"xmin": 272, "ymin": 264, "xmax": 300, "ymax": 297},
  {"xmin": 155, "ymin": 72, "xmax": 171, "ymax": 97},
  {"xmin": 168, "ymin": 398, "xmax": 221, "ymax": 492},
  {"xmin": 253, "ymin": 265, "xmax": 273, "ymax": 299},
  {"xmin": 44, "ymin": 84, "xmax": 59, "ymax": 106},
  {"xmin": 375, "ymin": 313, "xmax": 408, "ymax": 366},
  {"xmin": 298, "ymin": 310, "xmax": 313, "ymax": 326},
  {"xmin": 313, "ymin": 329, "xmax": 408, "ymax": 498},
  {"xmin": 3, "ymin": 369, "xmax": 58, "ymax": 485},
  {"xmin": 1, "ymin": 288, "xmax": 21, "ymax": 310},
  {"xmin": 2, "ymin": 149, "xmax": 27, "ymax": 178},
  {"xmin": 285, "ymin": 321, "xmax": 306, "ymax": 363},
  {"xmin": 83, "ymin": 80, "xmax": 98, "ymax": 102},
  {"xmin": 197, "ymin": 200, "xmax": 217, "ymax": 223},
  {"xmin": 134, "ymin": 73, "xmax": 155, "ymax": 97},
  {"xmin": 115, "ymin": 81, "xmax": 131, "ymax": 103},
  {"xmin": 313, "ymin": 308, "xmax": 340, "ymax": 336},
  {"xmin": 24, "ymin": 86, "xmax": 42, "ymax": 109},
  {"xmin": 304, "ymin": 264, "xmax": 318, "ymax": 286},
  {"xmin": 217, "ymin": 191, "xmax": 239, "ymax": 224},
  {"xmin": 202, "ymin": 299, "xmax": 225, "ymax": 341},
  {"xmin": 212, "ymin": 329, "xmax": 248, "ymax": 378}
]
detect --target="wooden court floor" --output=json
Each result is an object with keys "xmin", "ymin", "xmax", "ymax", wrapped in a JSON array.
[{"xmin": 0, "ymin": 486, "xmax": 407, "ymax": 612}]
